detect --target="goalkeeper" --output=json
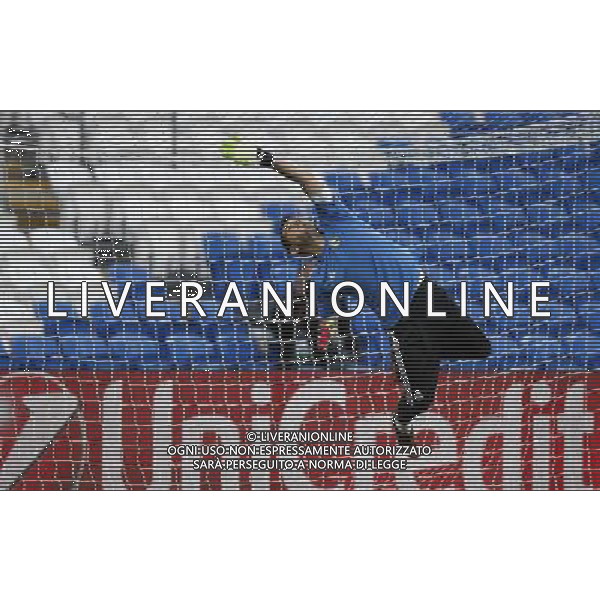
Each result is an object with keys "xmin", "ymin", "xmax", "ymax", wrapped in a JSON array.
[{"xmin": 255, "ymin": 148, "xmax": 491, "ymax": 445}]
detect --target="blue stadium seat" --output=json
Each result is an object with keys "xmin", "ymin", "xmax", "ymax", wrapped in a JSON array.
[
  {"xmin": 577, "ymin": 303, "xmax": 600, "ymax": 333},
  {"xmin": 213, "ymin": 321, "xmax": 252, "ymax": 344},
  {"xmin": 204, "ymin": 233, "xmax": 254, "ymax": 261},
  {"xmin": 351, "ymin": 308, "xmax": 382, "ymax": 332},
  {"xmin": 586, "ymin": 168, "xmax": 600, "ymax": 190},
  {"xmin": 424, "ymin": 233, "xmax": 469, "ymax": 266},
  {"xmin": 527, "ymin": 203, "xmax": 573, "ymax": 237},
  {"xmin": 510, "ymin": 233, "xmax": 554, "ymax": 267},
  {"xmin": 258, "ymin": 260, "xmax": 298, "ymax": 288},
  {"xmin": 520, "ymin": 335, "xmax": 562, "ymax": 367},
  {"xmin": 559, "ymin": 146, "xmax": 591, "ymax": 173},
  {"xmin": 107, "ymin": 263, "xmax": 151, "ymax": 299},
  {"xmin": 493, "ymin": 169, "xmax": 538, "ymax": 192},
  {"xmin": 34, "ymin": 302, "xmax": 95, "ymax": 337},
  {"xmin": 516, "ymin": 150, "xmax": 556, "ymax": 169},
  {"xmin": 251, "ymin": 236, "xmax": 287, "ymax": 260},
  {"xmin": 223, "ymin": 260, "xmax": 260, "ymax": 282},
  {"xmin": 217, "ymin": 341, "xmax": 259, "ymax": 365},
  {"xmin": 89, "ymin": 302, "xmax": 144, "ymax": 338},
  {"xmin": 339, "ymin": 191, "xmax": 371, "ymax": 212},
  {"xmin": 467, "ymin": 235, "xmax": 514, "ymax": 271},
  {"xmin": 324, "ymin": 172, "xmax": 363, "ymax": 193},
  {"xmin": 436, "ymin": 201, "xmax": 487, "ymax": 237},
  {"xmin": 547, "ymin": 268, "xmax": 593, "ymax": 304},
  {"xmin": 562, "ymin": 334, "xmax": 600, "ymax": 370},
  {"xmin": 553, "ymin": 235, "xmax": 600, "ymax": 272},
  {"xmin": 60, "ymin": 335, "xmax": 110, "ymax": 359},
  {"xmin": 574, "ymin": 207, "xmax": 600, "ymax": 241},
  {"xmin": 490, "ymin": 206, "xmax": 526, "ymax": 234},
  {"xmin": 499, "ymin": 268, "xmax": 542, "ymax": 302},
  {"xmin": 10, "ymin": 336, "xmax": 63, "ymax": 371},
  {"xmin": 440, "ymin": 112, "xmax": 482, "ymax": 135},
  {"xmin": 108, "ymin": 335, "xmax": 162, "ymax": 364},
  {"xmin": 374, "ymin": 189, "xmax": 405, "ymax": 207},
  {"xmin": 541, "ymin": 175, "xmax": 583, "ymax": 201},
  {"xmin": 369, "ymin": 171, "xmax": 411, "ymax": 190},
  {"xmin": 531, "ymin": 159, "xmax": 563, "ymax": 182},
  {"xmin": 354, "ymin": 334, "xmax": 392, "ymax": 371},
  {"xmin": 166, "ymin": 336, "xmax": 220, "ymax": 368},
  {"xmin": 485, "ymin": 112, "xmax": 530, "ymax": 129},
  {"xmin": 11, "ymin": 336, "xmax": 60, "ymax": 359},
  {"xmin": 486, "ymin": 335, "xmax": 523, "ymax": 370},
  {"xmin": 363, "ymin": 207, "xmax": 396, "ymax": 229},
  {"xmin": 530, "ymin": 303, "xmax": 576, "ymax": 337},
  {"xmin": 454, "ymin": 174, "xmax": 497, "ymax": 202},
  {"xmin": 396, "ymin": 203, "xmax": 438, "ymax": 232}
]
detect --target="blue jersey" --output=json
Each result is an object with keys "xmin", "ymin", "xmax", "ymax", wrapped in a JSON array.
[{"xmin": 310, "ymin": 195, "xmax": 422, "ymax": 329}]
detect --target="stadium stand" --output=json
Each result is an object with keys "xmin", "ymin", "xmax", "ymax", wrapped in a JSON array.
[{"xmin": 0, "ymin": 113, "xmax": 597, "ymax": 376}]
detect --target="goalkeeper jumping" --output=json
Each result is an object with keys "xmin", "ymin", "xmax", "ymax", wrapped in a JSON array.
[{"xmin": 255, "ymin": 148, "xmax": 491, "ymax": 445}]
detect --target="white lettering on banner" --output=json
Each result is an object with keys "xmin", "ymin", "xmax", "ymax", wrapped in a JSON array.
[
  {"xmin": 101, "ymin": 381, "xmax": 174, "ymax": 490},
  {"xmin": 181, "ymin": 416, "xmax": 241, "ymax": 490},
  {"xmin": 147, "ymin": 382, "xmax": 174, "ymax": 490},
  {"xmin": 101, "ymin": 381, "xmax": 127, "ymax": 490},
  {"xmin": 0, "ymin": 373, "xmax": 595, "ymax": 490},
  {"xmin": 530, "ymin": 383, "xmax": 553, "ymax": 490},
  {"xmin": 0, "ymin": 374, "xmax": 78, "ymax": 490},
  {"xmin": 353, "ymin": 413, "xmax": 400, "ymax": 490},
  {"xmin": 463, "ymin": 384, "xmax": 524, "ymax": 490},
  {"xmin": 401, "ymin": 413, "xmax": 460, "ymax": 490},
  {"xmin": 557, "ymin": 384, "xmax": 594, "ymax": 490},
  {"xmin": 250, "ymin": 383, "xmax": 272, "ymax": 491},
  {"xmin": 279, "ymin": 379, "xmax": 346, "ymax": 491}
]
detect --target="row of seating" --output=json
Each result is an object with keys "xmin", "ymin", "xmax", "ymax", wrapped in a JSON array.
[{"xmin": 441, "ymin": 111, "xmax": 580, "ymax": 136}]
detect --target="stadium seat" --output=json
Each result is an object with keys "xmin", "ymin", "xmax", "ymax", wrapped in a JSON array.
[
  {"xmin": 107, "ymin": 263, "xmax": 151, "ymax": 299},
  {"xmin": 547, "ymin": 268, "xmax": 593, "ymax": 304},
  {"xmin": 368, "ymin": 171, "xmax": 410, "ymax": 190},
  {"xmin": 531, "ymin": 303, "xmax": 576, "ymax": 337},
  {"xmin": 559, "ymin": 147, "xmax": 591, "ymax": 173},
  {"xmin": 526, "ymin": 203, "xmax": 573, "ymax": 237},
  {"xmin": 89, "ymin": 302, "xmax": 141, "ymax": 337},
  {"xmin": 396, "ymin": 203, "xmax": 438, "ymax": 231},
  {"xmin": 467, "ymin": 235, "xmax": 514, "ymax": 271},
  {"xmin": 452, "ymin": 174, "xmax": 497, "ymax": 201},
  {"xmin": 486, "ymin": 335, "xmax": 523, "ymax": 370},
  {"xmin": 324, "ymin": 172, "xmax": 363, "ymax": 193},
  {"xmin": 520, "ymin": 335, "xmax": 562, "ymax": 368},
  {"xmin": 510, "ymin": 233, "xmax": 555, "ymax": 267},
  {"xmin": 251, "ymin": 236, "xmax": 287, "ymax": 261},
  {"xmin": 490, "ymin": 206, "xmax": 526, "ymax": 234},
  {"xmin": 10, "ymin": 336, "xmax": 60, "ymax": 359},
  {"xmin": 562, "ymin": 334, "xmax": 600, "ymax": 370},
  {"xmin": 541, "ymin": 175, "xmax": 583, "ymax": 202},
  {"xmin": 436, "ymin": 201, "xmax": 486, "ymax": 237},
  {"xmin": 574, "ymin": 207, "xmax": 600, "ymax": 241},
  {"xmin": 440, "ymin": 112, "xmax": 482, "ymax": 135},
  {"xmin": 492, "ymin": 169, "xmax": 538, "ymax": 197},
  {"xmin": 553, "ymin": 235, "xmax": 600, "ymax": 272},
  {"xmin": 424, "ymin": 233, "xmax": 468, "ymax": 266},
  {"xmin": 577, "ymin": 303, "xmax": 600, "ymax": 333},
  {"xmin": 516, "ymin": 150, "xmax": 556, "ymax": 169},
  {"xmin": 165, "ymin": 336, "xmax": 219, "ymax": 368},
  {"xmin": 60, "ymin": 335, "xmax": 110, "ymax": 359},
  {"xmin": 108, "ymin": 335, "xmax": 162, "ymax": 363}
]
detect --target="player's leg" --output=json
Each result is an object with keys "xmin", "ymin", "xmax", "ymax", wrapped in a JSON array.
[
  {"xmin": 389, "ymin": 321, "xmax": 441, "ymax": 444},
  {"xmin": 400, "ymin": 278, "xmax": 491, "ymax": 360},
  {"xmin": 389, "ymin": 278, "xmax": 490, "ymax": 444}
]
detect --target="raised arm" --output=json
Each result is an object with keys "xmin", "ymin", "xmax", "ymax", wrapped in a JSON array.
[{"xmin": 257, "ymin": 148, "xmax": 326, "ymax": 198}]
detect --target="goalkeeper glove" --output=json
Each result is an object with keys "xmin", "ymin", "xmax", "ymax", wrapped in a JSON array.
[{"xmin": 257, "ymin": 147, "xmax": 275, "ymax": 169}]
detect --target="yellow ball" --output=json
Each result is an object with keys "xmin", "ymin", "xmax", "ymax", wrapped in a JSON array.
[{"xmin": 220, "ymin": 136, "xmax": 253, "ymax": 166}]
